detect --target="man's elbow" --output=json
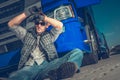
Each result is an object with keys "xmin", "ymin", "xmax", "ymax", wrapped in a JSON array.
[
  {"xmin": 58, "ymin": 22, "xmax": 63, "ymax": 30},
  {"xmin": 8, "ymin": 21, "xmax": 14, "ymax": 27}
]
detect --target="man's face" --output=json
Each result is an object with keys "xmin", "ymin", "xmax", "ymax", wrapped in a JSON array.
[{"xmin": 35, "ymin": 22, "xmax": 48, "ymax": 34}]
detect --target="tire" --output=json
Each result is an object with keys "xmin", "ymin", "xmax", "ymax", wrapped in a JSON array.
[{"xmin": 100, "ymin": 33, "xmax": 110, "ymax": 59}]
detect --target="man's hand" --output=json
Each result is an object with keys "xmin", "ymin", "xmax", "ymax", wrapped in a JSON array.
[
  {"xmin": 24, "ymin": 2, "xmax": 41, "ymax": 17},
  {"xmin": 28, "ymin": 12, "xmax": 45, "ymax": 24}
]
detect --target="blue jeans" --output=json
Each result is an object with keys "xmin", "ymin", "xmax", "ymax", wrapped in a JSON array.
[{"xmin": 9, "ymin": 48, "xmax": 83, "ymax": 80}]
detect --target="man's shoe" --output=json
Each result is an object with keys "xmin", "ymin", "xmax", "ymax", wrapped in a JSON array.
[{"xmin": 48, "ymin": 62, "xmax": 78, "ymax": 80}]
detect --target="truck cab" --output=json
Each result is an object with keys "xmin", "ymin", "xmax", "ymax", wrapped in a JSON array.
[{"xmin": 41, "ymin": 0, "xmax": 109, "ymax": 66}]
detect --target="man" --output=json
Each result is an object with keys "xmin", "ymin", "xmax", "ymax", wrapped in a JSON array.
[{"xmin": 7, "ymin": 6, "xmax": 83, "ymax": 80}]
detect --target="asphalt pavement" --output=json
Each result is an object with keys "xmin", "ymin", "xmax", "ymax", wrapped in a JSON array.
[{"xmin": 65, "ymin": 54, "xmax": 120, "ymax": 80}]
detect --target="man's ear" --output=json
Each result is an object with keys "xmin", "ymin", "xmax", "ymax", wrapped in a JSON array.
[
  {"xmin": 45, "ymin": 26, "xmax": 49, "ymax": 28},
  {"xmin": 45, "ymin": 23, "xmax": 50, "ymax": 28}
]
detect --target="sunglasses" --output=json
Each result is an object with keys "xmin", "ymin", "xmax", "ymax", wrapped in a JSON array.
[{"xmin": 35, "ymin": 21, "xmax": 46, "ymax": 26}]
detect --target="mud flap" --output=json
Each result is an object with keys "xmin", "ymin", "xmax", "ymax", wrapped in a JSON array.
[
  {"xmin": 101, "ymin": 52, "xmax": 109, "ymax": 59},
  {"xmin": 98, "ymin": 47, "xmax": 110, "ymax": 60}
]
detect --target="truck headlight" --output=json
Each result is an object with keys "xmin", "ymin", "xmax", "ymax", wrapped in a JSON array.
[{"xmin": 54, "ymin": 5, "xmax": 74, "ymax": 20}]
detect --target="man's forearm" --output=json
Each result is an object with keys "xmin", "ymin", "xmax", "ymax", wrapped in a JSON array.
[
  {"xmin": 44, "ymin": 16, "xmax": 63, "ymax": 30},
  {"xmin": 8, "ymin": 13, "xmax": 27, "ymax": 27}
]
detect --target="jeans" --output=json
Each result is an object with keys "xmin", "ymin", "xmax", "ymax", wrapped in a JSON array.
[{"xmin": 9, "ymin": 48, "xmax": 83, "ymax": 80}]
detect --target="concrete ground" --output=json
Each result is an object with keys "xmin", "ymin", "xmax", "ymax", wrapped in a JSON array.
[{"xmin": 65, "ymin": 54, "xmax": 120, "ymax": 80}]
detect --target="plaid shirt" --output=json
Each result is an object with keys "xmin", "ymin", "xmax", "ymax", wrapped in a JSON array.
[{"xmin": 10, "ymin": 25, "xmax": 62, "ymax": 69}]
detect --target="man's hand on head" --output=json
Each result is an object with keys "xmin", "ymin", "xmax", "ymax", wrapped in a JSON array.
[
  {"xmin": 28, "ymin": 12, "xmax": 45, "ymax": 24},
  {"xmin": 24, "ymin": 2, "xmax": 41, "ymax": 17}
]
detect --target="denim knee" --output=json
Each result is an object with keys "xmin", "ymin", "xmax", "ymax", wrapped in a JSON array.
[
  {"xmin": 67, "ymin": 48, "xmax": 83, "ymax": 67},
  {"xmin": 72, "ymin": 48, "xmax": 83, "ymax": 59}
]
